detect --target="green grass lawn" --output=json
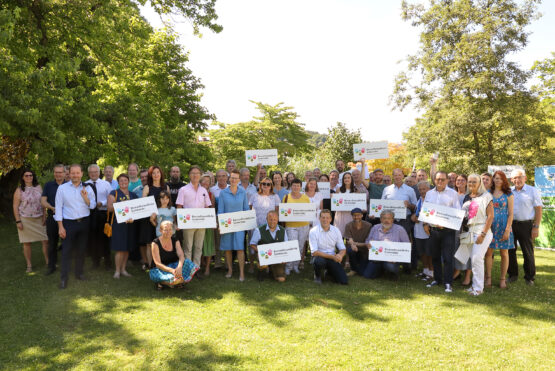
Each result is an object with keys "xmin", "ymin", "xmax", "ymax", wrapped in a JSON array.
[{"xmin": 0, "ymin": 221, "xmax": 553, "ymax": 370}]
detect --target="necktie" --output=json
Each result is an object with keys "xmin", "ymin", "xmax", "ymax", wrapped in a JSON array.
[{"xmin": 91, "ymin": 181, "xmax": 98, "ymax": 209}]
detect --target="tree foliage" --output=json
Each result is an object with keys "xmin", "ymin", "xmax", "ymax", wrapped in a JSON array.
[
  {"xmin": 392, "ymin": 0, "xmax": 553, "ymax": 173},
  {"xmin": 320, "ymin": 122, "xmax": 362, "ymax": 164},
  {"xmin": 208, "ymin": 102, "xmax": 313, "ymax": 170}
]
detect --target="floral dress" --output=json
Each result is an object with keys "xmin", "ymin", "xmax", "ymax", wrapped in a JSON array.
[{"xmin": 489, "ymin": 192, "xmax": 514, "ymax": 250}]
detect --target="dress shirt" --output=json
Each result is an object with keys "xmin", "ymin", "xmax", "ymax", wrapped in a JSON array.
[
  {"xmin": 381, "ymin": 183, "xmax": 417, "ymax": 216},
  {"xmin": 511, "ymin": 184, "xmax": 543, "ymax": 221},
  {"xmin": 106, "ymin": 178, "xmax": 118, "ymax": 190},
  {"xmin": 54, "ymin": 181, "xmax": 96, "ymax": 221},
  {"xmin": 424, "ymin": 186, "xmax": 461, "ymax": 209},
  {"xmin": 309, "ymin": 224, "xmax": 346, "ymax": 255},
  {"xmin": 176, "ymin": 183, "xmax": 212, "ymax": 208},
  {"xmin": 366, "ymin": 223, "xmax": 410, "ymax": 243},
  {"xmin": 85, "ymin": 178, "xmax": 112, "ymax": 211},
  {"xmin": 210, "ymin": 184, "xmax": 229, "ymax": 200},
  {"xmin": 249, "ymin": 225, "xmax": 289, "ymax": 246},
  {"xmin": 240, "ymin": 182, "xmax": 258, "ymax": 202}
]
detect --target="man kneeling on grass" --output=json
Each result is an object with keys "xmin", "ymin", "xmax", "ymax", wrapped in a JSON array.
[
  {"xmin": 150, "ymin": 221, "xmax": 199, "ymax": 290},
  {"xmin": 363, "ymin": 210, "xmax": 410, "ymax": 280},
  {"xmin": 249, "ymin": 210, "xmax": 288, "ymax": 282},
  {"xmin": 309, "ymin": 209, "xmax": 348, "ymax": 285}
]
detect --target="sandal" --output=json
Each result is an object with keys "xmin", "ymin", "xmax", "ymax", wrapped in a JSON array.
[
  {"xmin": 155, "ymin": 283, "xmax": 164, "ymax": 291},
  {"xmin": 499, "ymin": 278, "xmax": 507, "ymax": 289},
  {"xmin": 469, "ymin": 289, "xmax": 482, "ymax": 296},
  {"xmin": 26, "ymin": 266, "xmax": 33, "ymax": 273}
]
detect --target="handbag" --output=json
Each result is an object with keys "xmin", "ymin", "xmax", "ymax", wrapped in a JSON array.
[{"xmin": 104, "ymin": 191, "xmax": 116, "ymax": 237}]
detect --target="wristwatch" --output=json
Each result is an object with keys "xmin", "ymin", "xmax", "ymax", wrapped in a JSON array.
[{"xmin": 533, "ymin": 224, "xmax": 540, "ymax": 229}]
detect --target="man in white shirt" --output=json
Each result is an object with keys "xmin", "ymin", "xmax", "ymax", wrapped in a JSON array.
[
  {"xmin": 423, "ymin": 171, "xmax": 461, "ymax": 293},
  {"xmin": 85, "ymin": 164, "xmax": 113, "ymax": 269},
  {"xmin": 309, "ymin": 209, "xmax": 348, "ymax": 285},
  {"xmin": 380, "ymin": 168, "xmax": 417, "ymax": 236},
  {"xmin": 508, "ymin": 169, "xmax": 543, "ymax": 285}
]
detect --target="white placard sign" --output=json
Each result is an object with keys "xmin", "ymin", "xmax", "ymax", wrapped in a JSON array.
[
  {"xmin": 177, "ymin": 208, "xmax": 217, "ymax": 229},
  {"xmin": 487, "ymin": 165, "xmax": 523, "ymax": 177},
  {"xmin": 331, "ymin": 193, "xmax": 367, "ymax": 211},
  {"xmin": 218, "ymin": 210, "xmax": 257, "ymax": 234},
  {"xmin": 245, "ymin": 149, "xmax": 278, "ymax": 166},
  {"xmin": 353, "ymin": 141, "xmax": 389, "ymax": 160},
  {"xmin": 257, "ymin": 240, "xmax": 301, "ymax": 265},
  {"xmin": 369, "ymin": 199, "xmax": 407, "ymax": 219},
  {"xmin": 114, "ymin": 196, "xmax": 158, "ymax": 223},
  {"xmin": 368, "ymin": 241, "xmax": 412, "ymax": 263},
  {"xmin": 279, "ymin": 203, "xmax": 317, "ymax": 222},
  {"xmin": 417, "ymin": 202, "xmax": 466, "ymax": 230},
  {"xmin": 301, "ymin": 182, "xmax": 331, "ymax": 199}
]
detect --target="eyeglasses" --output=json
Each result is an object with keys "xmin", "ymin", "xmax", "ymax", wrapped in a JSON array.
[
  {"xmin": 261, "ymin": 183, "xmax": 272, "ymax": 187},
  {"xmin": 24, "ymin": 174, "xmax": 33, "ymax": 177}
]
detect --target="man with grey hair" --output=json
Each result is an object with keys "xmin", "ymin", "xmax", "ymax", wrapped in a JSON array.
[
  {"xmin": 313, "ymin": 168, "xmax": 322, "ymax": 179},
  {"xmin": 225, "ymin": 160, "xmax": 236, "ymax": 175},
  {"xmin": 103, "ymin": 165, "xmax": 118, "ymax": 190},
  {"xmin": 239, "ymin": 167, "xmax": 257, "ymax": 202},
  {"xmin": 363, "ymin": 209, "xmax": 410, "ymax": 279},
  {"xmin": 508, "ymin": 169, "xmax": 543, "ymax": 285},
  {"xmin": 85, "ymin": 164, "xmax": 113, "ymax": 269}
]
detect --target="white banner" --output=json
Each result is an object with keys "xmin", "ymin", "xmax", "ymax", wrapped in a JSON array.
[
  {"xmin": 487, "ymin": 165, "xmax": 523, "ymax": 177},
  {"xmin": 114, "ymin": 196, "xmax": 158, "ymax": 223},
  {"xmin": 301, "ymin": 182, "xmax": 331, "ymax": 199},
  {"xmin": 279, "ymin": 202, "xmax": 317, "ymax": 222},
  {"xmin": 368, "ymin": 241, "xmax": 412, "ymax": 263},
  {"xmin": 177, "ymin": 208, "xmax": 216, "ymax": 229},
  {"xmin": 331, "ymin": 193, "xmax": 367, "ymax": 211},
  {"xmin": 245, "ymin": 149, "xmax": 278, "ymax": 166},
  {"xmin": 257, "ymin": 240, "xmax": 301, "ymax": 265},
  {"xmin": 418, "ymin": 202, "xmax": 465, "ymax": 230},
  {"xmin": 353, "ymin": 141, "xmax": 389, "ymax": 160},
  {"xmin": 369, "ymin": 199, "xmax": 407, "ymax": 219},
  {"xmin": 218, "ymin": 209, "xmax": 258, "ymax": 234}
]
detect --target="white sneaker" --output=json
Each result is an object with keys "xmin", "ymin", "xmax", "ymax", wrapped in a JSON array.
[
  {"xmin": 445, "ymin": 284, "xmax": 453, "ymax": 293},
  {"xmin": 426, "ymin": 280, "xmax": 439, "ymax": 288}
]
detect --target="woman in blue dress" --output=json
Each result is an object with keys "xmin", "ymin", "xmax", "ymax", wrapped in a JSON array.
[
  {"xmin": 107, "ymin": 174, "xmax": 138, "ymax": 279},
  {"xmin": 218, "ymin": 169, "xmax": 249, "ymax": 281},
  {"xmin": 485, "ymin": 171, "xmax": 514, "ymax": 289}
]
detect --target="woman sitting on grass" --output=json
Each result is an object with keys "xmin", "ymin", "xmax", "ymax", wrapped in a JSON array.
[{"xmin": 150, "ymin": 220, "xmax": 199, "ymax": 290}]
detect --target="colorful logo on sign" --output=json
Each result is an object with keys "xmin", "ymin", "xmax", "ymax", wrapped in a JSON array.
[
  {"xmin": 220, "ymin": 218, "xmax": 232, "ymax": 228},
  {"xmin": 247, "ymin": 154, "xmax": 257, "ymax": 161},
  {"xmin": 422, "ymin": 207, "xmax": 435, "ymax": 217},
  {"xmin": 178, "ymin": 214, "xmax": 191, "ymax": 223},
  {"xmin": 370, "ymin": 245, "xmax": 384, "ymax": 255},
  {"xmin": 280, "ymin": 208, "xmax": 292, "ymax": 216},
  {"xmin": 116, "ymin": 206, "xmax": 130, "ymax": 216},
  {"xmin": 260, "ymin": 249, "xmax": 273, "ymax": 259},
  {"xmin": 371, "ymin": 204, "xmax": 383, "ymax": 213},
  {"xmin": 332, "ymin": 198, "xmax": 344, "ymax": 207},
  {"xmin": 354, "ymin": 148, "xmax": 366, "ymax": 156}
]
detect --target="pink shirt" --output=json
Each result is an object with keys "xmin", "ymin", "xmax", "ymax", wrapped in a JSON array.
[{"xmin": 175, "ymin": 183, "xmax": 211, "ymax": 208}]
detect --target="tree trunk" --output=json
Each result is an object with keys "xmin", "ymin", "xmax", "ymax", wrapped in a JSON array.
[{"xmin": 0, "ymin": 168, "xmax": 24, "ymax": 221}]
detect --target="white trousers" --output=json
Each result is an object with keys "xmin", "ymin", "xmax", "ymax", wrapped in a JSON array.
[
  {"xmin": 285, "ymin": 225, "xmax": 310, "ymax": 270},
  {"xmin": 471, "ymin": 231, "xmax": 493, "ymax": 292}
]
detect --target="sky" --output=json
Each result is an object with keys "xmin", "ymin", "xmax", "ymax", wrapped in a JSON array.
[{"xmin": 140, "ymin": 0, "xmax": 555, "ymax": 143}]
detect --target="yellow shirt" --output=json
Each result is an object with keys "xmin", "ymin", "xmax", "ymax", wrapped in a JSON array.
[{"xmin": 284, "ymin": 193, "xmax": 311, "ymax": 228}]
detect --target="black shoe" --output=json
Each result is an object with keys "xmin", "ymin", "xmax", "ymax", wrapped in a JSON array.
[
  {"xmin": 507, "ymin": 276, "xmax": 518, "ymax": 283},
  {"xmin": 525, "ymin": 279, "xmax": 535, "ymax": 286},
  {"xmin": 45, "ymin": 268, "xmax": 56, "ymax": 276},
  {"xmin": 76, "ymin": 275, "xmax": 87, "ymax": 281},
  {"xmin": 314, "ymin": 274, "xmax": 322, "ymax": 284},
  {"xmin": 257, "ymin": 270, "xmax": 265, "ymax": 282},
  {"xmin": 59, "ymin": 280, "xmax": 67, "ymax": 289}
]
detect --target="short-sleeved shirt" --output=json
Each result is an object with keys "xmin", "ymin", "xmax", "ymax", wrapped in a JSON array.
[
  {"xmin": 511, "ymin": 184, "xmax": 543, "ymax": 221},
  {"xmin": 168, "ymin": 181, "xmax": 186, "ymax": 205},
  {"xmin": 42, "ymin": 180, "xmax": 66, "ymax": 214},
  {"xmin": 368, "ymin": 183, "xmax": 387, "ymax": 201},
  {"xmin": 344, "ymin": 220, "xmax": 372, "ymax": 243},
  {"xmin": 176, "ymin": 183, "xmax": 211, "ymax": 209},
  {"xmin": 309, "ymin": 224, "xmax": 346, "ymax": 255},
  {"xmin": 250, "ymin": 193, "xmax": 281, "ymax": 227},
  {"xmin": 366, "ymin": 223, "xmax": 410, "ymax": 243}
]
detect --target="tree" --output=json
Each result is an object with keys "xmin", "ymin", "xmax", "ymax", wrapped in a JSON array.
[
  {"xmin": 0, "ymin": 0, "xmax": 220, "ymax": 214},
  {"xmin": 320, "ymin": 122, "xmax": 362, "ymax": 164},
  {"xmin": 208, "ymin": 102, "xmax": 313, "ymax": 170},
  {"xmin": 392, "ymin": 0, "xmax": 552, "ymax": 174},
  {"xmin": 364, "ymin": 143, "xmax": 411, "ymax": 176}
]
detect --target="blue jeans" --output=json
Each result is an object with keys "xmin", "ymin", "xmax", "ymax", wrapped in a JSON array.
[
  {"xmin": 347, "ymin": 246, "xmax": 368, "ymax": 275},
  {"xmin": 313, "ymin": 256, "xmax": 348, "ymax": 285},
  {"xmin": 363, "ymin": 261, "xmax": 399, "ymax": 279}
]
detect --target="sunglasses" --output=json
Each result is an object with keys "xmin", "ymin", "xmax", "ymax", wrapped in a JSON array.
[{"xmin": 261, "ymin": 182, "xmax": 272, "ymax": 186}]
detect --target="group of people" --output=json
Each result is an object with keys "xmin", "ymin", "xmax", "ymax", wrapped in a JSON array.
[{"xmin": 13, "ymin": 156, "xmax": 543, "ymax": 295}]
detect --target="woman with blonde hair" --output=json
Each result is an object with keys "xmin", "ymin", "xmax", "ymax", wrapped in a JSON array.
[{"xmin": 458, "ymin": 174, "xmax": 494, "ymax": 295}]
